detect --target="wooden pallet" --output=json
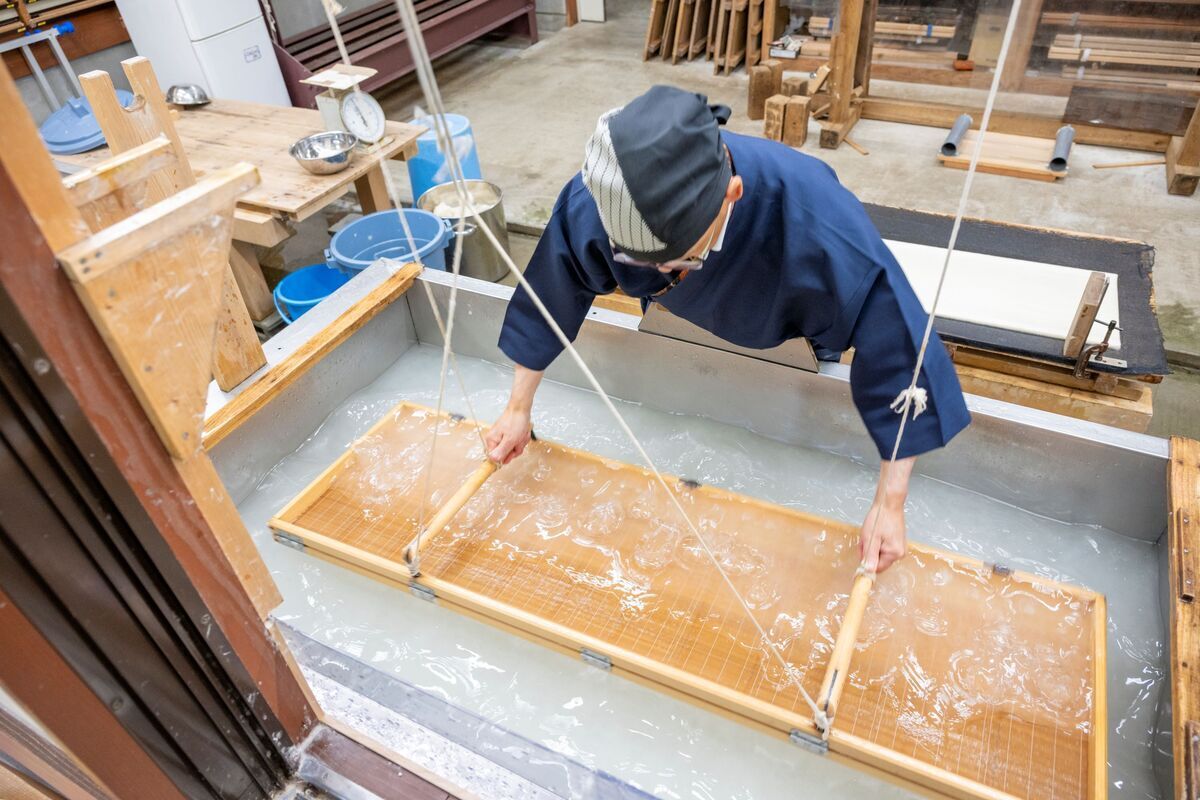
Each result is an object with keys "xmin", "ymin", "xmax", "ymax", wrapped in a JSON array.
[
  {"xmin": 939, "ymin": 130, "xmax": 1068, "ymax": 182},
  {"xmin": 270, "ymin": 402, "xmax": 1108, "ymax": 800}
]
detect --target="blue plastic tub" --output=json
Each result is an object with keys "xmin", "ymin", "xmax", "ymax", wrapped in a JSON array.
[
  {"xmin": 273, "ymin": 264, "xmax": 351, "ymax": 324},
  {"xmin": 407, "ymin": 113, "xmax": 483, "ymax": 203},
  {"xmin": 326, "ymin": 209, "xmax": 455, "ymax": 274}
]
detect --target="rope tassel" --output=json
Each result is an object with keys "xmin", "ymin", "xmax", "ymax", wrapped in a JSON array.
[{"xmin": 889, "ymin": 386, "xmax": 928, "ymax": 419}]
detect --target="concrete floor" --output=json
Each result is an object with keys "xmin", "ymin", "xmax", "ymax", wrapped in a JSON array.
[{"xmin": 279, "ymin": 0, "xmax": 1199, "ymax": 437}]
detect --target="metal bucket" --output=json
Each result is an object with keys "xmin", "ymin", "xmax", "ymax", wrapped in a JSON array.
[{"xmin": 416, "ymin": 180, "xmax": 510, "ymax": 283}]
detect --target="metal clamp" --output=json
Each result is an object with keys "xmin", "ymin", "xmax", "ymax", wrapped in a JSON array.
[
  {"xmin": 276, "ymin": 531, "xmax": 305, "ymax": 552},
  {"xmin": 1074, "ymin": 319, "xmax": 1126, "ymax": 377},
  {"xmin": 789, "ymin": 728, "xmax": 829, "ymax": 755},
  {"xmin": 580, "ymin": 648, "xmax": 612, "ymax": 671},
  {"xmin": 409, "ymin": 583, "xmax": 437, "ymax": 603}
]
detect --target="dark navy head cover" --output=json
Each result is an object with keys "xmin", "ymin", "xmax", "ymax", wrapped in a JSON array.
[{"xmin": 582, "ymin": 85, "xmax": 732, "ymax": 263}]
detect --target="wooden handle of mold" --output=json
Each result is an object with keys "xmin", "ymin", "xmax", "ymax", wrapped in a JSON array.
[
  {"xmin": 816, "ymin": 569, "xmax": 876, "ymax": 727},
  {"xmin": 403, "ymin": 460, "xmax": 498, "ymax": 566}
]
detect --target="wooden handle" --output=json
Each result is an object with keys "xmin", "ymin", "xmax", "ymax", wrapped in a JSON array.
[
  {"xmin": 816, "ymin": 570, "xmax": 875, "ymax": 725},
  {"xmin": 403, "ymin": 460, "xmax": 498, "ymax": 566}
]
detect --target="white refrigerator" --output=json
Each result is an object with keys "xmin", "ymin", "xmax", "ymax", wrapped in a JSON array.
[{"xmin": 114, "ymin": 0, "xmax": 290, "ymax": 106}]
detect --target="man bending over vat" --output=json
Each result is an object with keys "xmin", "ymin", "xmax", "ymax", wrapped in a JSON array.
[{"xmin": 487, "ymin": 85, "xmax": 970, "ymax": 574}]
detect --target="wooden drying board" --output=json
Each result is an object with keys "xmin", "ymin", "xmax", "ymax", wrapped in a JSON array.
[
  {"xmin": 939, "ymin": 130, "xmax": 1066, "ymax": 182},
  {"xmin": 270, "ymin": 403, "xmax": 1107, "ymax": 800}
]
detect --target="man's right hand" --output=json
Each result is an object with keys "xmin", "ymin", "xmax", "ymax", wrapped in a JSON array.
[{"xmin": 486, "ymin": 406, "xmax": 533, "ymax": 464}]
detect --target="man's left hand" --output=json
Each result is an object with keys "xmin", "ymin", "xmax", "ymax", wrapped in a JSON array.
[{"xmin": 859, "ymin": 497, "xmax": 906, "ymax": 573}]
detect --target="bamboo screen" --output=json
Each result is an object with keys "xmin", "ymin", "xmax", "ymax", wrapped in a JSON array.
[{"xmin": 271, "ymin": 403, "xmax": 1105, "ymax": 800}]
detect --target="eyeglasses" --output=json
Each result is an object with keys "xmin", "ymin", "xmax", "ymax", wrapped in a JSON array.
[{"xmin": 610, "ymin": 197, "xmax": 733, "ymax": 272}]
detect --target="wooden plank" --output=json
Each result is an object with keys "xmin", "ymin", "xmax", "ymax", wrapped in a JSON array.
[
  {"xmin": 592, "ymin": 290, "xmax": 643, "ymax": 316},
  {"xmin": 782, "ymin": 94, "xmax": 809, "ymax": 146},
  {"xmin": 1064, "ymin": 86, "xmax": 1197, "ymax": 138},
  {"xmin": 57, "ymin": 164, "xmax": 260, "ymax": 458},
  {"xmin": 954, "ymin": 364, "xmax": 1152, "ymax": 432},
  {"xmin": 860, "ymin": 97, "xmax": 1171, "ymax": 153},
  {"xmin": 711, "ymin": 0, "xmax": 728, "ymax": 69},
  {"xmin": 946, "ymin": 344, "xmax": 1150, "ymax": 399},
  {"xmin": 672, "ymin": 0, "xmax": 694, "ymax": 62},
  {"xmin": 271, "ymin": 402, "xmax": 1108, "ymax": 800},
  {"xmin": 762, "ymin": 93, "xmax": 787, "ymax": 140},
  {"xmin": 233, "ymin": 208, "xmax": 294, "ymax": 248},
  {"xmin": 722, "ymin": 0, "xmax": 746, "ymax": 73},
  {"xmin": 1063, "ymin": 272, "xmax": 1108, "ymax": 358},
  {"xmin": 202, "ymin": 264, "xmax": 423, "ymax": 448},
  {"xmin": 660, "ymin": 0, "xmax": 680, "ymax": 63},
  {"xmin": 0, "ymin": 61, "xmax": 90, "ymax": 252},
  {"xmin": 938, "ymin": 130, "xmax": 1064, "ymax": 182},
  {"xmin": 213, "ymin": 271, "xmax": 267, "ymax": 392},
  {"xmin": 688, "ymin": 0, "xmax": 710, "ymax": 59},
  {"xmin": 62, "ymin": 137, "xmax": 176, "ymax": 213},
  {"xmin": 1171, "ymin": 437, "xmax": 1200, "ymax": 800},
  {"xmin": 644, "ymin": 0, "xmax": 669, "ymax": 58},
  {"xmin": 229, "ymin": 241, "xmax": 276, "ymax": 322}
]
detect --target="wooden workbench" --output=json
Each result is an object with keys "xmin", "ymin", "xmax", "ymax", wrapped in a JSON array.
[{"xmin": 57, "ymin": 99, "xmax": 423, "ymax": 323}]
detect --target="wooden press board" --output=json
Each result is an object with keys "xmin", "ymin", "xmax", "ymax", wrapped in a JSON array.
[
  {"xmin": 884, "ymin": 240, "xmax": 1122, "ymax": 351},
  {"xmin": 270, "ymin": 404, "xmax": 1107, "ymax": 800}
]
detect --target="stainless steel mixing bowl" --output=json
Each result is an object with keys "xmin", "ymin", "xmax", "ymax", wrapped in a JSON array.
[
  {"xmin": 165, "ymin": 84, "xmax": 211, "ymax": 107},
  {"xmin": 289, "ymin": 131, "xmax": 359, "ymax": 175}
]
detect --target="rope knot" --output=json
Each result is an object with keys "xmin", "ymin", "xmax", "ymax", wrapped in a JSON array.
[
  {"xmin": 813, "ymin": 709, "xmax": 832, "ymax": 739},
  {"xmin": 889, "ymin": 386, "xmax": 928, "ymax": 419}
]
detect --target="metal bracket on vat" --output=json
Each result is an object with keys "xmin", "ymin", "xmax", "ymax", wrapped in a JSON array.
[
  {"xmin": 276, "ymin": 531, "xmax": 306, "ymax": 552},
  {"xmin": 580, "ymin": 648, "xmax": 612, "ymax": 671},
  {"xmin": 410, "ymin": 583, "xmax": 437, "ymax": 603},
  {"xmin": 789, "ymin": 728, "xmax": 829, "ymax": 755}
]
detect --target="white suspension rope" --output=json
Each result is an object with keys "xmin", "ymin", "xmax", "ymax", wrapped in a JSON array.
[{"xmin": 320, "ymin": 0, "xmax": 488, "ymax": 571}]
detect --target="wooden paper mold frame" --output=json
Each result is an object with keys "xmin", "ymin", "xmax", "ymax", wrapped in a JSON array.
[{"xmin": 269, "ymin": 403, "xmax": 1107, "ymax": 800}]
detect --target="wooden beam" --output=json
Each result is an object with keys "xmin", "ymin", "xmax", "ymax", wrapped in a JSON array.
[
  {"xmin": 782, "ymin": 95, "xmax": 810, "ymax": 146},
  {"xmin": 228, "ymin": 241, "xmax": 276, "ymax": 322},
  {"xmin": 1167, "ymin": 104, "xmax": 1200, "ymax": 196},
  {"xmin": 828, "ymin": 0, "xmax": 864, "ymax": 130},
  {"xmin": 763, "ymin": 93, "xmax": 787, "ymax": 141},
  {"xmin": 203, "ymin": 264, "xmax": 423, "ymax": 448},
  {"xmin": 861, "ymin": 96, "xmax": 1171, "ymax": 153},
  {"xmin": 998, "ymin": 0, "xmax": 1045, "ymax": 92},
  {"xmin": 1171, "ymin": 437, "xmax": 1200, "ymax": 800}
]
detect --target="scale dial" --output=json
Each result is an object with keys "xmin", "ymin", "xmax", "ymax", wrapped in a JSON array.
[{"xmin": 340, "ymin": 91, "xmax": 386, "ymax": 144}]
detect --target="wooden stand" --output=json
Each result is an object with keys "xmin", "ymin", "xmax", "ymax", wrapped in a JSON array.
[{"xmin": 78, "ymin": 57, "xmax": 267, "ymax": 391}]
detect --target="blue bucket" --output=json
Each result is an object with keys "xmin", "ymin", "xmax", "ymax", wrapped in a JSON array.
[
  {"xmin": 326, "ymin": 208, "xmax": 455, "ymax": 275},
  {"xmin": 273, "ymin": 264, "xmax": 351, "ymax": 324},
  {"xmin": 407, "ymin": 113, "xmax": 483, "ymax": 203}
]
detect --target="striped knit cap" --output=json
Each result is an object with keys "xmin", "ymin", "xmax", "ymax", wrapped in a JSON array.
[{"xmin": 582, "ymin": 86, "xmax": 732, "ymax": 264}]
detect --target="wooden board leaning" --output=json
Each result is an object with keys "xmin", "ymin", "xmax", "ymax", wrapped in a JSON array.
[{"xmin": 270, "ymin": 402, "xmax": 1108, "ymax": 800}]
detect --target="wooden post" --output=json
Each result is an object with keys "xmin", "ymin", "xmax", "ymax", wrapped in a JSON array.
[
  {"xmin": 998, "ymin": 0, "xmax": 1045, "ymax": 93},
  {"xmin": 1169, "ymin": 437, "xmax": 1200, "ymax": 800},
  {"xmin": 763, "ymin": 57, "xmax": 783, "ymax": 89},
  {"xmin": 1167, "ymin": 104, "xmax": 1200, "ymax": 196},
  {"xmin": 747, "ymin": 64, "xmax": 774, "ymax": 120},
  {"xmin": 820, "ymin": 0, "xmax": 868, "ymax": 149},
  {"xmin": 816, "ymin": 570, "xmax": 875, "ymax": 725},
  {"xmin": 403, "ymin": 460, "xmax": 498, "ymax": 571},
  {"xmin": 763, "ymin": 94, "xmax": 787, "ymax": 141},
  {"xmin": 1062, "ymin": 272, "xmax": 1108, "ymax": 358},
  {"xmin": 782, "ymin": 95, "xmax": 810, "ymax": 147}
]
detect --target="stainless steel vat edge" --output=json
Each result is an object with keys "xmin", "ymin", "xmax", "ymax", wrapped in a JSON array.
[{"xmin": 410, "ymin": 269, "xmax": 1168, "ymax": 541}]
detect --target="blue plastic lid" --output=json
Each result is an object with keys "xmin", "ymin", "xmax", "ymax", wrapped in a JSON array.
[
  {"xmin": 40, "ymin": 90, "xmax": 135, "ymax": 155},
  {"xmin": 414, "ymin": 113, "xmax": 471, "ymax": 142}
]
